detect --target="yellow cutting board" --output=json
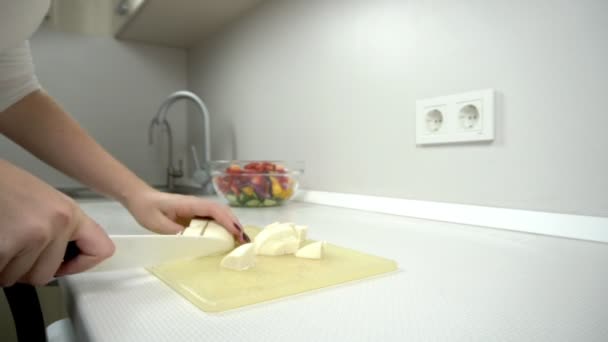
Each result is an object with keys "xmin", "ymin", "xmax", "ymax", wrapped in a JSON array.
[{"xmin": 148, "ymin": 226, "xmax": 398, "ymax": 313}]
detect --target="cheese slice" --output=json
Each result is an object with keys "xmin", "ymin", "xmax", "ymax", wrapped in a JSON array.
[
  {"xmin": 221, "ymin": 243, "xmax": 255, "ymax": 270},
  {"xmin": 294, "ymin": 225, "xmax": 308, "ymax": 247},
  {"xmin": 254, "ymin": 222, "xmax": 298, "ymax": 254},
  {"xmin": 295, "ymin": 241, "xmax": 325, "ymax": 259},
  {"xmin": 257, "ymin": 236, "xmax": 299, "ymax": 256}
]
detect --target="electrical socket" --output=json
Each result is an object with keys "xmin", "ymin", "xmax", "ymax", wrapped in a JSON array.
[
  {"xmin": 424, "ymin": 106, "xmax": 447, "ymax": 134},
  {"xmin": 416, "ymin": 89, "xmax": 495, "ymax": 145},
  {"xmin": 458, "ymin": 102, "xmax": 481, "ymax": 131}
]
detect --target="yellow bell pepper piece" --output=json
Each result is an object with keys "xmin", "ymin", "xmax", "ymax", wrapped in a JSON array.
[
  {"xmin": 282, "ymin": 188, "xmax": 294, "ymax": 199},
  {"xmin": 242, "ymin": 186, "xmax": 255, "ymax": 197},
  {"xmin": 269, "ymin": 177, "xmax": 282, "ymax": 197}
]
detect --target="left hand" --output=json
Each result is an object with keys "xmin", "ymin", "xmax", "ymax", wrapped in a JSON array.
[{"xmin": 123, "ymin": 188, "xmax": 249, "ymax": 243}]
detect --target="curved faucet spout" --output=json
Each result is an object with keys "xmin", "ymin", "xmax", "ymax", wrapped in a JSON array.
[
  {"xmin": 155, "ymin": 91, "xmax": 211, "ymax": 164},
  {"xmin": 148, "ymin": 117, "xmax": 159, "ymax": 145},
  {"xmin": 148, "ymin": 90, "xmax": 212, "ymax": 192}
]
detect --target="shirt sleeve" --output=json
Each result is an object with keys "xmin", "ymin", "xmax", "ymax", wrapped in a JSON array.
[{"xmin": 0, "ymin": 41, "xmax": 41, "ymax": 112}]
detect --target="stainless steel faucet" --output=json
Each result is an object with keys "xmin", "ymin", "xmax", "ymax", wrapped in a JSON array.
[{"xmin": 148, "ymin": 91, "xmax": 211, "ymax": 192}]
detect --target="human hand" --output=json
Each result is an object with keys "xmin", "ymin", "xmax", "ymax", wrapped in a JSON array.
[
  {"xmin": 0, "ymin": 160, "xmax": 115, "ymax": 286},
  {"xmin": 123, "ymin": 188, "xmax": 249, "ymax": 243}
]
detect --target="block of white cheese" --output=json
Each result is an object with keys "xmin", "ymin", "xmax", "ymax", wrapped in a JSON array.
[
  {"xmin": 201, "ymin": 220, "xmax": 235, "ymax": 252},
  {"xmin": 254, "ymin": 222, "xmax": 299, "ymax": 255},
  {"xmin": 220, "ymin": 243, "xmax": 256, "ymax": 270},
  {"xmin": 189, "ymin": 218, "xmax": 209, "ymax": 230},
  {"xmin": 181, "ymin": 219, "xmax": 208, "ymax": 236},
  {"xmin": 295, "ymin": 241, "xmax": 325, "ymax": 259}
]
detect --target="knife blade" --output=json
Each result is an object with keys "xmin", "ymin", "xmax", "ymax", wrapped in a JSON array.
[{"xmin": 63, "ymin": 220, "xmax": 235, "ymax": 273}]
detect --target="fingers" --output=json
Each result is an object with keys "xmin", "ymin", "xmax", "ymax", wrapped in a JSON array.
[
  {"xmin": 0, "ymin": 246, "xmax": 44, "ymax": 287},
  {"xmin": 21, "ymin": 238, "xmax": 68, "ymax": 285},
  {"xmin": 0, "ymin": 238, "xmax": 15, "ymax": 275},
  {"xmin": 129, "ymin": 191, "xmax": 246, "ymax": 242},
  {"xmin": 0, "ymin": 226, "xmax": 55, "ymax": 286},
  {"xmin": 56, "ymin": 214, "xmax": 114, "ymax": 276},
  {"xmin": 187, "ymin": 198, "xmax": 248, "ymax": 243},
  {"xmin": 18, "ymin": 217, "xmax": 73, "ymax": 285}
]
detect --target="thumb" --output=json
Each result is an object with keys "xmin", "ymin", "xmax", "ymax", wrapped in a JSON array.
[{"xmin": 56, "ymin": 213, "xmax": 115, "ymax": 276}]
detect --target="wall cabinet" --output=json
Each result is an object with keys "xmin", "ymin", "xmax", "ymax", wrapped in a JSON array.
[{"xmin": 45, "ymin": 0, "xmax": 264, "ymax": 48}]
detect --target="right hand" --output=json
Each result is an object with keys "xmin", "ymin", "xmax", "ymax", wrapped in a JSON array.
[{"xmin": 0, "ymin": 160, "xmax": 115, "ymax": 287}]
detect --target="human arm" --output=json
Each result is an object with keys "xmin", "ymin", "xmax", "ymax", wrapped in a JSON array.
[{"xmin": 0, "ymin": 90, "xmax": 246, "ymax": 241}]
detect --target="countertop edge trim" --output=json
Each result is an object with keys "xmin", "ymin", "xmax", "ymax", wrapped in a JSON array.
[{"xmin": 295, "ymin": 190, "xmax": 608, "ymax": 244}]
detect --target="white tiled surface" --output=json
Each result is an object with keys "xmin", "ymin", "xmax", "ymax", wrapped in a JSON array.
[{"xmin": 63, "ymin": 199, "xmax": 608, "ymax": 341}]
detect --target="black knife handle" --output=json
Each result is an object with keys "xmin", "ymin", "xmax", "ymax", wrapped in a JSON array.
[
  {"xmin": 2, "ymin": 240, "xmax": 82, "ymax": 342},
  {"xmin": 3, "ymin": 283, "xmax": 47, "ymax": 342},
  {"xmin": 64, "ymin": 240, "xmax": 81, "ymax": 262}
]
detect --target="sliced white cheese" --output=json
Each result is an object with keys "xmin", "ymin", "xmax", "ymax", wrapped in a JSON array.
[
  {"xmin": 189, "ymin": 218, "xmax": 209, "ymax": 230},
  {"xmin": 182, "ymin": 219, "xmax": 208, "ymax": 236},
  {"xmin": 202, "ymin": 220, "xmax": 235, "ymax": 252},
  {"xmin": 294, "ymin": 225, "xmax": 308, "ymax": 247},
  {"xmin": 220, "ymin": 243, "xmax": 256, "ymax": 270},
  {"xmin": 254, "ymin": 222, "xmax": 298, "ymax": 254},
  {"xmin": 295, "ymin": 241, "xmax": 325, "ymax": 259},
  {"xmin": 257, "ymin": 236, "xmax": 300, "ymax": 256}
]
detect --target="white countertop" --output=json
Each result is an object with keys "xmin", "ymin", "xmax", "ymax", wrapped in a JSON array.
[{"xmin": 62, "ymin": 198, "xmax": 608, "ymax": 342}]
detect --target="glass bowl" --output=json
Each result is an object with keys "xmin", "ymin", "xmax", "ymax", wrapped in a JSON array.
[{"xmin": 209, "ymin": 161, "xmax": 304, "ymax": 207}]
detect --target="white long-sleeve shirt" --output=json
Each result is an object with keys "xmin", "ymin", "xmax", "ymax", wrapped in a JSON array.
[{"xmin": 0, "ymin": 0, "xmax": 50, "ymax": 112}]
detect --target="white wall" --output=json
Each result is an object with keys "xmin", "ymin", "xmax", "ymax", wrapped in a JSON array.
[
  {"xmin": 187, "ymin": 0, "xmax": 608, "ymax": 217},
  {"xmin": 0, "ymin": 27, "xmax": 188, "ymax": 187}
]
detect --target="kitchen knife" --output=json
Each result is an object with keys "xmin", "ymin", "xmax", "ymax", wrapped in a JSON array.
[{"xmin": 64, "ymin": 220, "xmax": 236, "ymax": 273}]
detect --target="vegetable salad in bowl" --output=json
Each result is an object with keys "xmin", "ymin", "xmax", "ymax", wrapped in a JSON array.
[{"xmin": 210, "ymin": 161, "xmax": 303, "ymax": 207}]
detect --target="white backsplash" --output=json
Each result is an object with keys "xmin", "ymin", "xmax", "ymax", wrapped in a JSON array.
[{"xmin": 187, "ymin": 0, "xmax": 608, "ymax": 217}]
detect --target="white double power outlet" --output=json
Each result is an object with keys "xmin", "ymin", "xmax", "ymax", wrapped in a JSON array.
[{"xmin": 415, "ymin": 89, "xmax": 495, "ymax": 145}]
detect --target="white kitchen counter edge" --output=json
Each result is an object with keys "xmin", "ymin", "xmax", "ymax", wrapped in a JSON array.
[{"xmin": 295, "ymin": 189, "xmax": 608, "ymax": 244}]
